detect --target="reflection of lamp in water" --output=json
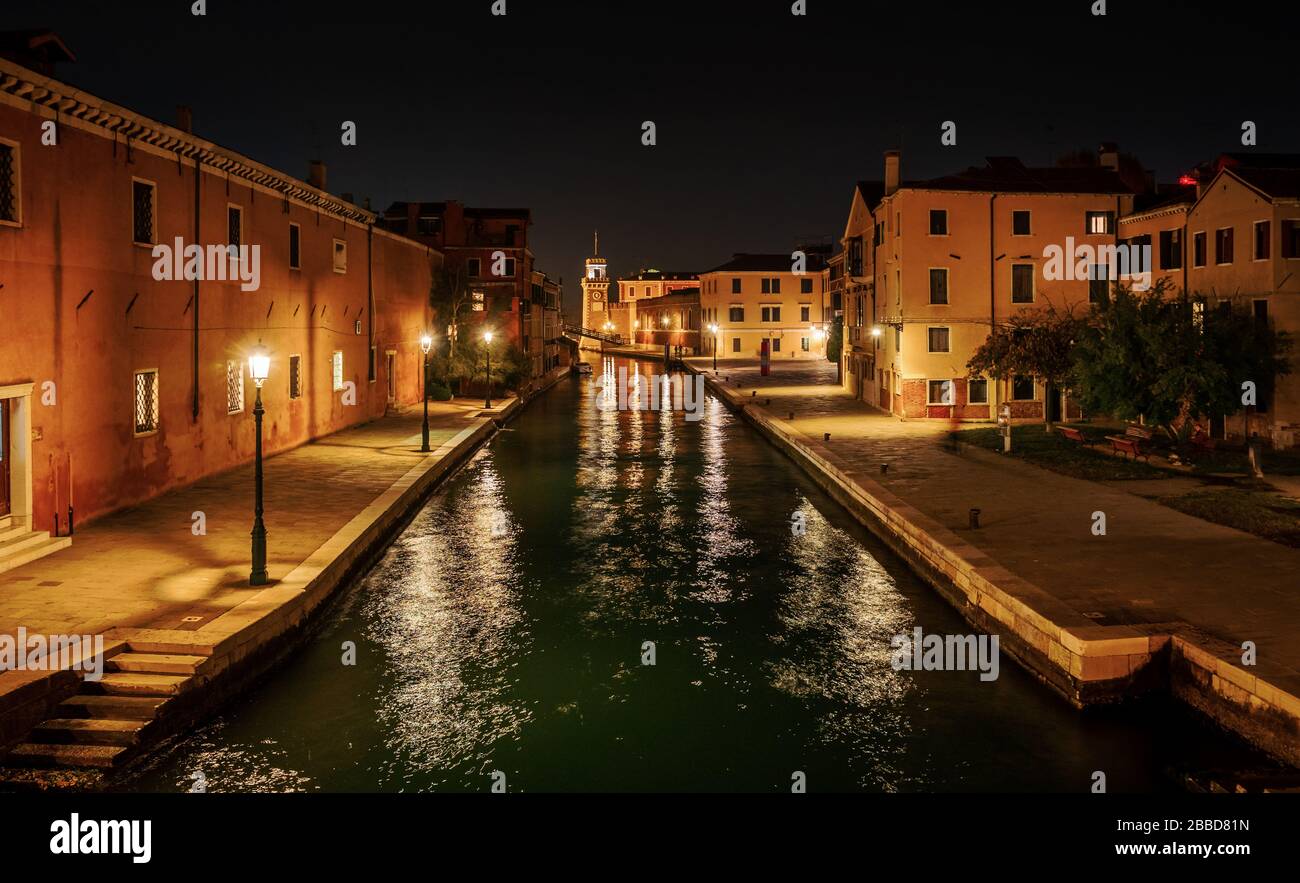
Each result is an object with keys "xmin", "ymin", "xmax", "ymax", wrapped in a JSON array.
[
  {"xmin": 483, "ymin": 329, "xmax": 494, "ymax": 409},
  {"xmin": 708, "ymin": 322, "xmax": 719, "ymax": 371}
]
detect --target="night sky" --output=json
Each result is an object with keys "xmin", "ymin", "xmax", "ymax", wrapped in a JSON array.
[{"xmin": 3, "ymin": 1, "xmax": 1292, "ymax": 316}]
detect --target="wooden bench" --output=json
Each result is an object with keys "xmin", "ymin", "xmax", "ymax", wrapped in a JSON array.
[
  {"xmin": 1057, "ymin": 426, "xmax": 1087, "ymax": 445},
  {"xmin": 1106, "ymin": 433, "xmax": 1149, "ymax": 461}
]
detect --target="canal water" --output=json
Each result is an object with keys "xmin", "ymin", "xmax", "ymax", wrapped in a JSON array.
[{"xmin": 128, "ymin": 357, "xmax": 1261, "ymax": 793}]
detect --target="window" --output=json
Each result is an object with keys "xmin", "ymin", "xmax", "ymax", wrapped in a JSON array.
[
  {"xmin": 1085, "ymin": 211, "xmax": 1114, "ymax": 235},
  {"xmin": 496, "ymin": 257, "xmax": 517, "ymax": 278},
  {"xmin": 731, "ymin": 278, "xmax": 741, "ymax": 294},
  {"xmin": 801, "ymin": 337, "xmax": 810, "ymax": 351},
  {"xmin": 1011, "ymin": 263, "xmax": 1034, "ymax": 303},
  {"xmin": 927, "ymin": 327, "xmax": 950, "ymax": 353},
  {"xmin": 472, "ymin": 289, "xmax": 485, "ymax": 312},
  {"xmin": 227, "ymin": 205, "xmax": 242, "ymax": 248},
  {"xmin": 895, "ymin": 326, "xmax": 902, "ymax": 352},
  {"xmin": 289, "ymin": 223, "xmax": 301, "ymax": 270},
  {"xmin": 332, "ymin": 351, "xmax": 344, "ymax": 391},
  {"xmin": 133, "ymin": 370, "xmax": 159, "ymax": 435},
  {"xmin": 132, "ymin": 179, "xmax": 156, "ymax": 245},
  {"xmin": 0, "ymin": 140, "xmax": 19, "ymax": 225},
  {"xmin": 1283, "ymin": 220, "xmax": 1300, "ymax": 259},
  {"xmin": 368, "ymin": 345, "xmax": 377, "ymax": 383},
  {"xmin": 800, "ymin": 305, "xmax": 811, "ymax": 322},
  {"xmin": 1215, "ymin": 227, "xmax": 1234, "ymax": 264},
  {"xmin": 332, "ymin": 238, "xmax": 347, "ymax": 273},
  {"xmin": 225, "ymin": 361, "xmax": 244, "ymax": 414},
  {"xmin": 929, "ymin": 268, "xmax": 949, "ymax": 305},
  {"xmin": 761, "ymin": 306, "xmax": 781, "ymax": 322},
  {"xmin": 732, "ymin": 338, "xmax": 741, "ymax": 353},
  {"xmin": 929, "ymin": 209, "xmax": 948, "ymax": 236},
  {"xmin": 761, "ymin": 277, "xmax": 782, "ymax": 294},
  {"xmin": 289, "ymin": 355, "xmax": 302, "ymax": 399},
  {"xmin": 1254, "ymin": 221, "xmax": 1271, "ymax": 260},
  {"xmin": 928, "ymin": 380, "xmax": 954, "ymax": 405},
  {"xmin": 468, "ymin": 258, "xmax": 481, "ymax": 277},
  {"xmin": 729, "ymin": 305, "xmax": 744, "ymax": 322},
  {"xmin": 800, "ymin": 277, "xmax": 813, "ymax": 294},
  {"xmin": 1088, "ymin": 264, "xmax": 1109, "ymax": 304},
  {"xmin": 968, "ymin": 378, "xmax": 988, "ymax": 404},
  {"xmin": 1012, "ymin": 375, "xmax": 1035, "ymax": 401},
  {"xmin": 772, "ymin": 338, "xmax": 781, "ymax": 352},
  {"xmin": 1012, "ymin": 210, "xmax": 1031, "ymax": 236},
  {"xmin": 1159, "ymin": 229, "xmax": 1182, "ymax": 270},
  {"xmin": 1193, "ymin": 231, "xmax": 1206, "ymax": 267}
]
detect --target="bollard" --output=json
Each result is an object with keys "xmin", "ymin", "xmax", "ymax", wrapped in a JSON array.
[
  {"xmin": 824, "ymin": 432, "xmax": 831, "ymax": 442},
  {"xmin": 969, "ymin": 508, "xmax": 981, "ymax": 529},
  {"xmin": 752, "ymin": 390, "xmax": 757, "ymax": 397},
  {"xmin": 881, "ymin": 463, "xmax": 889, "ymax": 474}
]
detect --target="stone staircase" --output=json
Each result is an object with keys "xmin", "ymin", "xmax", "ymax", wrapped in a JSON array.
[
  {"xmin": 0, "ymin": 515, "xmax": 71, "ymax": 574},
  {"xmin": 4, "ymin": 642, "xmax": 208, "ymax": 771}
]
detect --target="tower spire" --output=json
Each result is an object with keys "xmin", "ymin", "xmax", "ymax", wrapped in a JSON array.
[{"xmin": 594, "ymin": 229, "xmax": 599, "ymax": 257}]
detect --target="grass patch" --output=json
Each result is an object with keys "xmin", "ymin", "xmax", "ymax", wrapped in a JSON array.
[
  {"xmin": 1157, "ymin": 488, "xmax": 1300, "ymax": 548},
  {"xmin": 956, "ymin": 425, "xmax": 1172, "ymax": 481}
]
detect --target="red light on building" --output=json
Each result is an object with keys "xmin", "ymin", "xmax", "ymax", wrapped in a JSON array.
[{"xmin": 1178, "ymin": 174, "xmax": 1198, "ymax": 186}]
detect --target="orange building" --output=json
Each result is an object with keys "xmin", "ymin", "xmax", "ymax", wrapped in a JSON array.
[
  {"xmin": 698, "ymin": 251, "xmax": 831, "ymax": 361},
  {"xmin": 1119, "ymin": 154, "xmax": 1300, "ymax": 446},
  {"xmin": 843, "ymin": 149, "xmax": 1134, "ymax": 421},
  {"xmin": 0, "ymin": 51, "xmax": 438, "ymax": 568}
]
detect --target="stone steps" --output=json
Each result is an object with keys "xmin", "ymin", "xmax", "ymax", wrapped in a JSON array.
[
  {"xmin": 108, "ymin": 652, "xmax": 207, "ymax": 675},
  {"xmin": 0, "ymin": 530, "xmax": 72, "ymax": 575},
  {"xmin": 57, "ymin": 694, "xmax": 168, "ymax": 721},
  {"xmin": 84, "ymin": 673, "xmax": 188, "ymax": 697},
  {"xmin": 5, "ymin": 743, "xmax": 128, "ymax": 769},
  {"xmin": 30, "ymin": 718, "xmax": 149, "ymax": 747}
]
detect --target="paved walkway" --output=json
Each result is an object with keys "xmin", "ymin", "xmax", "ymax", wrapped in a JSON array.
[
  {"xmin": 0, "ymin": 398, "xmax": 507, "ymax": 648},
  {"xmin": 689, "ymin": 357, "xmax": 1300, "ymax": 698}
]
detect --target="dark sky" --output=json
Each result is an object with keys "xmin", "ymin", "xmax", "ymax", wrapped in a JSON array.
[{"xmin": 4, "ymin": 1, "xmax": 1294, "ymax": 316}]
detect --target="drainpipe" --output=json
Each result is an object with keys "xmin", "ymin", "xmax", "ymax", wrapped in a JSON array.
[
  {"xmin": 192, "ymin": 155, "xmax": 201, "ymax": 423},
  {"xmin": 367, "ymin": 222, "xmax": 374, "ymax": 399},
  {"xmin": 989, "ymin": 193, "xmax": 998, "ymax": 416}
]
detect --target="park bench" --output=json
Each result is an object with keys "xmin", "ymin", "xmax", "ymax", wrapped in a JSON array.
[
  {"xmin": 1105, "ymin": 425, "xmax": 1152, "ymax": 461},
  {"xmin": 1057, "ymin": 426, "xmax": 1087, "ymax": 445}
]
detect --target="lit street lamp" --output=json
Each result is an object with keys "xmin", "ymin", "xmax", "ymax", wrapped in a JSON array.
[
  {"xmin": 420, "ymin": 333, "xmax": 433, "ymax": 452},
  {"xmin": 248, "ymin": 345, "xmax": 271, "ymax": 586},
  {"xmin": 708, "ymin": 322, "xmax": 719, "ymax": 371},
  {"xmin": 483, "ymin": 329, "xmax": 494, "ymax": 409}
]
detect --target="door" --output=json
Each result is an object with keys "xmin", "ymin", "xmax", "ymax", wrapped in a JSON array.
[
  {"xmin": 0, "ymin": 399, "xmax": 10, "ymax": 517},
  {"xmin": 1046, "ymin": 382, "xmax": 1063, "ymax": 423}
]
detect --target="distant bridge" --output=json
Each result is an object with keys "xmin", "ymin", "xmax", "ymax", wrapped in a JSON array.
[{"xmin": 563, "ymin": 324, "xmax": 625, "ymax": 345}]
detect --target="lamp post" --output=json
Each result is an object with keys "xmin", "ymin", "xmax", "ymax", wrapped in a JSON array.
[
  {"xmin": 483, "ymin": 329, "xmax": 494, "ymax": 409},
  {"xmin": 248, "ymin": 346, "xmax": 270, "ymax": 586},
  {"xmin": 708, "ymin": 322, "xmax": 719, "ymax": 372},
  {"xmin": 420, "ymin": 334, "xmax": 433, "ymax": 452}
]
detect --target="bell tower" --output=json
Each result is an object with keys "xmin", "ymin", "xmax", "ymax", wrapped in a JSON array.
[{"xmin": 580, "ymin": 231, "xmax": 609, "ymax": 350}]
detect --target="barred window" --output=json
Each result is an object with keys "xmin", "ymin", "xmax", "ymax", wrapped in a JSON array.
[
  {"xmin": 133, "ymin": 180, "xmax": 155, "ymax": 244},
  {"xmin": 226, "ymin": 360, "xmax": 244, "ymax": 414},
  {"xmin": 0, "ymin": 142, "xmax": 17, "ymax": 223},
  {"xmin": 289, "ymin": 354, "xmax": 302, "ymax": 399},
  {"xmin": 332, "ymin": 351, "xmax": 344, "ymax": 391},
  {"xmin": 134, "ymin": 370, "xmax": 159, "ymax": 435},
  {"xmin": 228, "ymin": 205, "xmax": 242, "ymax": 248}
]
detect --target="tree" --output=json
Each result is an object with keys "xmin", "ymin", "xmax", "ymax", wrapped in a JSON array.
[
  {"xmin": 429, "ymin": 261, "xmax": 471, "ymax": 359},
  {"xmin": 1072, "ymin": 281, "xmax": 1291, "ymax": 446},
  {"xmin": 826, "ymin": 316, "xmax": 843, "ymax": 364},
  {"xmin": 967, "ymin": 299, "xmax": 1085, "ymax": 429}
]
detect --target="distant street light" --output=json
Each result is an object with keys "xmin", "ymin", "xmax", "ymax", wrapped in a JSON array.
[
  {"xmin": 420, "ymin": 334, "xmax": 433, "ymax": 452},
  {"xmin": 248, "ymin": 345, "xmax": 271, "ymax": 586},
  {"xmin": 483, "ymin": 329, "xmax": 494, "ymax": 409}
]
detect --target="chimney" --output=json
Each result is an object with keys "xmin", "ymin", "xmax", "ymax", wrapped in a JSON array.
[
  {"xmin": 1099, "ymin": 142, "xmax": 1119, "ymax": 171},
  {"xmin": 176, "ymin": 105, "xmax": 193, "ymax": 134},
  {"xmin": 308, "ymin": 160, "xmax": 327, "ymax": 191},
  {"xmin": 884, "ymin": 150, "xmax": 901, "ymax": 196}
]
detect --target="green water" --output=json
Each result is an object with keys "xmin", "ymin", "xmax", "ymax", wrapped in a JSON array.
[{"xmin": 127, "ymin": 357, "xmax": 1262, "ymax": 792}]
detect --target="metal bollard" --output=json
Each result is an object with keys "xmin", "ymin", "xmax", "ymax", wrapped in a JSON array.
[{"xmin": 969, "ymin": 508, "xmax": 981, "ymax": 529}]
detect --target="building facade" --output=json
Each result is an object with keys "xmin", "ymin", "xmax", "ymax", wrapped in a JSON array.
[
  {"xmin": 0, "ymin": 54, "xmax": 437, "ymax": 564},
  {"xmin": 699, "ymin": 253, "xmax": 831, "ymax": 361}
]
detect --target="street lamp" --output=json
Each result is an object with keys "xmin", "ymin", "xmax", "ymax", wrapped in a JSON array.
[
  {"xmin": 420, "ymin": 334, "xmax": 433, "ymax": 452},
  {"xmin": 248, "ymin": 345, "xmax": 271, "ymax": 586},
  {"xmin": 483, "ymin": 329, "xmax": 494, "ymax": 409},
  {"xmin": 708, "ymin": 322, "xmax": 719, "ymax": 371}
]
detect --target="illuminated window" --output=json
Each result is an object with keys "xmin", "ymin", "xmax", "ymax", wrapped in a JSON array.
[
  {"xmin": 134, "ymin": 370, "xmax": 159, "ymax": 435},
  {"xmin": 1085, "ymin": 211, "xmax": 1114, "ymax": 235},
  {"xmin": 472, "ymin": 290, "xmax": 485, "ymax": 312},
  {"xmin": 225, "ymin": 361, "xmax": 244, "ymax": 414}
]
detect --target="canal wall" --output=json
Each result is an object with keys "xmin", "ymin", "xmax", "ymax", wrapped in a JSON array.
[
  {"xmin": 0, "ymin": 367, "xmax": 572, "ymax": 786},
  {"xmin": 689, "ymin": 365, "xmax": 1300, "ymax": 768}
]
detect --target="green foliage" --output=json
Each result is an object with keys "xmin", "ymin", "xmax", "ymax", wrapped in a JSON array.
[
  {"xmin": 428, "ymin": 382, "xmax": 453, "ymax": 401},
  {"xmin": 967, "ymin": 301, "xmax": 1084, "ymax": 386},
  {"xmin": 826, "ymin": 316, "xmax": 843, "ymax": 363},
  {"xmin": 1072, "ymin": 281, "xmax": 1291, "ymax": 443}
]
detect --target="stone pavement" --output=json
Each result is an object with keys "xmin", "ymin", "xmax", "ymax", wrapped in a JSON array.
[
  {"xmin": 0, "ymin": 398, "xmax": 504, "ymax": 648},
  {"xmin": 688, "ymin": 357, "xmax": 1300, "ymax": 702}
]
